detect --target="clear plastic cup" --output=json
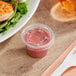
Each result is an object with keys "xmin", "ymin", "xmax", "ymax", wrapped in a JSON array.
[{"xmin": 21, "ymin": 23, "xmax": 55, "ymax": 58}]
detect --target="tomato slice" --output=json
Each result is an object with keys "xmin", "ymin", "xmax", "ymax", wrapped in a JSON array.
[{"xmin": 0, "ymin": 1, "xmax": 13, "ymax": 16}]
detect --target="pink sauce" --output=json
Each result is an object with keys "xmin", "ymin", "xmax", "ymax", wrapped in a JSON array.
[{"xmin": 24, "ymin": 27, "xmax": 51, "ymax": 58}]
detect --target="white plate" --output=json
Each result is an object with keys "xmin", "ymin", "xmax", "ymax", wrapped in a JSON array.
[{"xmin": 0, "ymin": 0, "xmax": 40, "ymax": 43}]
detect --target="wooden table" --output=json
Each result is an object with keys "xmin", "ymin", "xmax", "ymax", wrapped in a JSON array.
[{"xmin": 0, "ymin": 0, "xmax": 76, "ymax": 76}]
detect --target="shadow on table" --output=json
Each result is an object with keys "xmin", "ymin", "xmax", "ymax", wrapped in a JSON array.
[{"xmin": 0, "ymin": 47, "xmax": 40, "ymax": 76}]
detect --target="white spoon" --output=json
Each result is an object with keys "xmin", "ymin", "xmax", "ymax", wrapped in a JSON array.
[{"xmin": 51, "ymin": 46, "xmax": 76, "ymax": 76}]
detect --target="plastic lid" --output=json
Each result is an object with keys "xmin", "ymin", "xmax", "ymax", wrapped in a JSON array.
[{"xmin": 21, "ymin": 23, "xmax": 55, "ymax": 49}]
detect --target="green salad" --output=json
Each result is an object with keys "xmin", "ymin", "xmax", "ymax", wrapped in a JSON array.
[{"xmin": 0, "ymin": 0, "xmax": 28, "ymax": 33}]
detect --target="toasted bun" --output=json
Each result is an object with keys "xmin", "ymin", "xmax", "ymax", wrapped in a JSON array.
[
  {"xmin": 0, "ymin": 1, "xmax": 14, "ymax": 22},
  {"xmin": 51, "ymin": 3, "xmax": 76, "ymax": 22}
]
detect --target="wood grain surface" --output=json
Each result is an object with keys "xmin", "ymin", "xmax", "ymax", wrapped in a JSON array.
[{"xmin": 0, "ymin": 0, "xmax": 76, "ymax": 76}]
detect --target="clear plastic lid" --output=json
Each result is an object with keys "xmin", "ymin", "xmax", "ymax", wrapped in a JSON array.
[{"xmin": 21, "ymin": 23, "xmax": 55, "ymax": 49}]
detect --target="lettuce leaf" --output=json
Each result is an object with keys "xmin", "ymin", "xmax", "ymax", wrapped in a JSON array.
[
  {"xmin": 18, "ymin": 2, "xmax": 28, "ymax": 15},
  {"xmin": 0, "ymin": 1, "xmax": 28, "ymax": 33}
]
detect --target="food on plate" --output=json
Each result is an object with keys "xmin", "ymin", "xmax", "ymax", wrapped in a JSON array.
[
  {"xmin": 51, "ymin": 3, "xmax": 76, "ymax": 22},
  {"xmin": 0, "ymin": 1, "xmax": 14, "ymax": 22},
  {"xmin": 0, "ymin": 0, "xmax": 28, "ymax": 33},
  {"xmin": 59, "ymin": 0, "xmax": 76, "ymax": 13}
]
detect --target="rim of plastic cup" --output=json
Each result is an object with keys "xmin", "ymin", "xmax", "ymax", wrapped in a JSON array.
[{"xmin": 21, "ymin": 23, "xmax": 55, "ymax": 49}]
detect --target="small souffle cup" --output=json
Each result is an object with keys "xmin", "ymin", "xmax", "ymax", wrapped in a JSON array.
[{"xmin": 21, "ymin": 23, "xmax": 55, "ymax": 58}]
